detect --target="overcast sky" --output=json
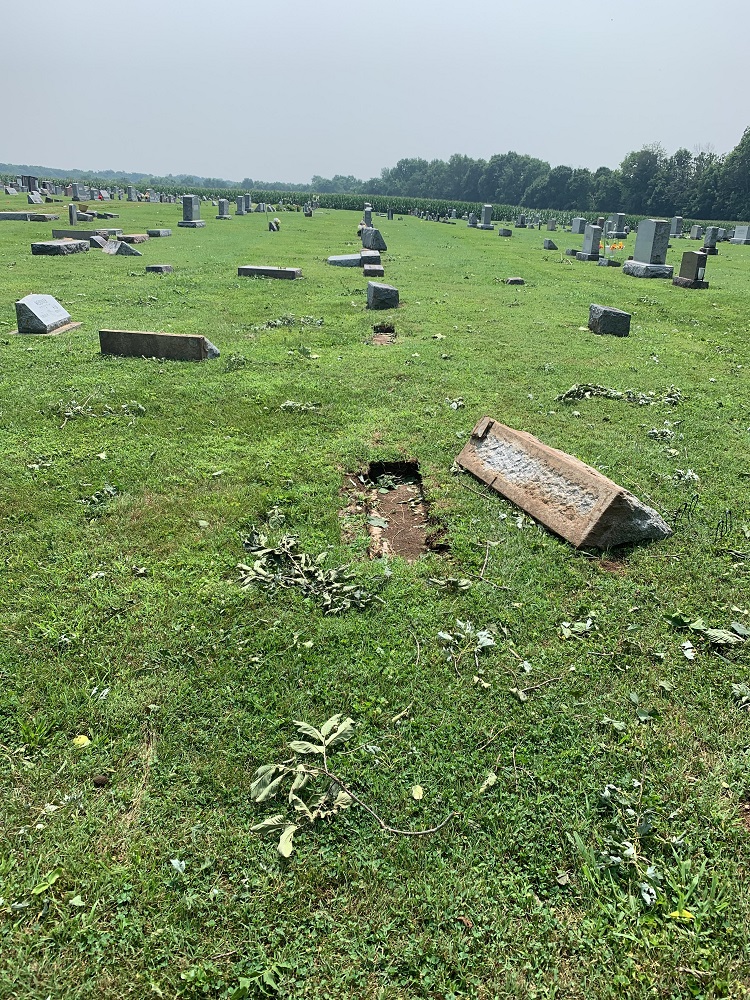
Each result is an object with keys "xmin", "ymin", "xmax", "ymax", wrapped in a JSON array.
[{"xmin": 2, "ymin": 0, "xmax": 747, "ymax": 182}]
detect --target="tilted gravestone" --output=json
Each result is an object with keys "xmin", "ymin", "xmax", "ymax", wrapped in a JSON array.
[
  {"xmin": 623, "ymin": 219, "xmax": 673, "ymax": 278},
  {"xmin": 673, "ymin": 250, "xmax": 709, "ymax": 289},
  {"xmin": 702, "ymin": 226, "xmax": 719, "ymax": 254},
  {"xmin": 455, "ymin": 417, "xmax": 671, "ymax": 549},
  {"xmin": 576, "ymin": 224, "xmax": 602, "ymax": 261},
  {"xmin": 366, "ymin": 281, "xmax": 399, "ymax": 310},
  {"xmin": 178, "ymin": 195, "xmax": 206, "ymax": 228},
  {"xmin": 100, "ymin": 329, "xmax": 219, "ymax": 360},
  {"xmin": 544, "ymin": 238, "xmax": 558, "ymax": 250},
  {"xmin": 361, "ymin": 228, "xmax": 387, "ymax": 251},
  {"xmin": 27, "ymin": 192, "xmax": 43, "ymax": 205},
  {"xmin": 589, "ymin": 303, "xmax": 631, "ymax": 337},
  {"xmin": 13, "ymin": 294, "xmax": 81, "ymax": 335}
]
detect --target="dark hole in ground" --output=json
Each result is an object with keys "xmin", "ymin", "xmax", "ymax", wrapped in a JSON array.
[
  {"xmin": 342, "ymin": 461, "xmax": 446, "ymax": 561},
  {"xmin": 372, "ymin": 323, "xmax": 396, "ymax": 346}
]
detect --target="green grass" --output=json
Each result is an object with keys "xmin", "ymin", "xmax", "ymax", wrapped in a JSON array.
[{"xmin": 1, "ymin": 197, "xmax": 749, "ymax": 999}]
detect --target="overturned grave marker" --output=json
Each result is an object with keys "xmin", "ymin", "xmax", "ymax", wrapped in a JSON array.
[
  {"xmin": 238, "ymin": 265, "xmax": 302, "ymax": 279},
  {"xmin": 588, "ymin": 304, "xmax": 631, "ymax": 337},
  {"xmin": 456, "ymin": 417, "xmax": 671, "ymax": 549},
  {"xmin": 146, "ymin": 264, "xmax": 174, "ymax": 274},
  {"xmin": 31, "ymin": 239, "xmax": 89, "ymax": 255},
  {"xmin": 12, "ymin": 294, "xmax": 81, "ymax": 335},
  {"xmin": 99, "ymin": 329, "xmax": 219, "ymax": 361}
]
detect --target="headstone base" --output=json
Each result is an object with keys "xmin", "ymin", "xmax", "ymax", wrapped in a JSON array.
[
  {"xmin": 564, "ymin": 248, "xmax": 578, "ymax": 256},
  {"xmin": 238, "ymin": 265, "xmax": 302, "ymax": 279},
  {"xmin": 498, "ymin": 228, "xmax": 512, "ymax": 237},
  {"xmin": 476, "ymin": 224, "xmax": 495, "ymax": 230},
  {"xmin": 31, "ymin": 240, "xmax": 90, "ymax": 255},
  {"xmin": 597, "ymin": 258, "xmax": 622, "ymax": 267},
  {"xmin": 177, "ymin": 220, "xmax": 207, "ymax": 228},
  {"xmin": 701, "ymin": 247, "xmax": 718, "ymax": 255},
  {"xmin": 672, "ymin": 276, "xmax": 709, "ymax": 289},
  {"xmin": 216, "ymin": 214, "xmax": 232, "ymax": 220},
  {"xmin": 576, "ymin": 252, "xmax": 600, "ymax": 262},
  {"xmin": 327, "ymin": 255, "xmax": 361, "ymax": 267},
  {"xmin": 622, "ymin": 261, "xmax": 674, "ymax": 278},
  {"xmin": 10, "ymin": 321, "xmax": 82, "ymax": 337},
  {"xmin": 99, "ymin": 329, "xmax": 219, "ymax": 360},
  {"xmin": 729, "ymin": 237, "xmax": 750, "ymax": 245},
  {"xmin": 146, "ymin": 265, "xmax": 175, "ymax": 274}
]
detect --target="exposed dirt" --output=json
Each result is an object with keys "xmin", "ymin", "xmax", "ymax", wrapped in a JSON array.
[
  {"xmin": 372, "ymin": 323, "xmax": 396, "ymax": 346},
  {"xmin": 740, "ymin": 798, "xmax": 750, "ymax": 834}
]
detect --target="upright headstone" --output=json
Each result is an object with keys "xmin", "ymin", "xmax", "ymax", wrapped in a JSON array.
[
  {"xmin": 244, "ymin": 194, "xmax": 251, "ymax": 213},
  {"xmin": 387, "ymin": 208, "xmax": 394, "ymax": 221},
  {"xmin": 178, "ymin": 195, "xmax": 206, "ymax": 228},
  {"xmin": 576, "ymin": 224, "xmax": 602, "ymax": 261},
  {"xmin": 364, "ymin": 206, "xmax": 372, "ymax": 227},
  {"xmin": 515, "ymin": 213, "xmax": 526, "ymax": 228},
  {"xmin": 72, "ymin": 183, "xmax": 81, "ymax": 200},
  {"xmin": 673, "ymin": 250, "xmax": 709, "ymax": 288},
  {"xmin": 729, "ymin": 225, "xmax": 750, "ymax": 245},
  {"xmin": 68, "ymin": 203, "xmax": 78, "ymax": 225},
  {"xmin": 236, "ymin": 196, "xmax": 246, "ymax": 215},
  {"xmin": 689, "ymin": 225, "xmax": 703, "ymax": 240},
  {"xmin": 623, "ymin": 219, "xmax": 673, "ymax": 277},
  {"xmin": 670, "ymin": 216, "xmax": 682, "ymax": 238},
  {"xmin": 703, "ymin": 226, "xmax": 719, "ymax": 254},
  {"xmin": 571, "ymin": 217, "xmax": 587, "ymax": 235},
  {"xmin": 478, "ymin": 204, "xmax": 494, "ymax": 230},
  {"xmin": 468, "ymin": 212, "xmax": 477, "ymax": 227},
  {"xmin": 546, "ymin": 218, "xmax": 557, "ymax": 231}
]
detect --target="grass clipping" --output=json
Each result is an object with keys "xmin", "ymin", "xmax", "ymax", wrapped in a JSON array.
[{"xmin": 238, "ymin": 531, "xmax": 375, "ymax": 614}]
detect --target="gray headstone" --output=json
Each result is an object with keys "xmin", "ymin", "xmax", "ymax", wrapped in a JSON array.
[
  {"xmin": 15, "ymin": 294, "xmax": 72, "ymax": 334},
  {"xmin": 68, "ymin": 203, "xmax": 78, "ymax": 225},
  {"xmin": 729, "ymin": 225, "xmax": 750, "ymax": 244},
  {"xmin": 182, "ymin": 195, "xmax": 201, "ymax": 222},
  {"xmin": 361, "ymin": 228, "xmax": 387, "ymax": 251},
  {"xmin": 577, "ymin": 224, "xmax": 602, "ymax": 260},
  {"xmin": 703, "ymin": 226, "xmax": 719, "ymax": 249},
  {"xmin": 588, "ymin": 304, "xmax": 631, "ymax": 337},
  {"xmin": 216, "ymin": 199, "xmax": 231, "ymax": 218},
  {"xmin": 670, "ymin": 216, "xmax": 682, "ymax": 237},
  {"xmin": 689, "ymin": 225, "xmax": 703, "ymax": 240},
  {"xmin": 571, "ymin": 217, "xmax": 587, "ymax": 235},
  {"xmin": 366, "ymin": 281, "xmax": 399, "ymax": 310},
  {"xmin": 236, "ymin": 196, "xmax": 246, "ymax": 215},
  {"xmin": 543, "ymin": 238, "xmax": 558, "ymax": 250},
  {"xmin": 327, "ymin": 254, "xmax": 362, "ymax": 267},
  {"xmin": 546, "ymin": 219, "xmax": 557, "ymax": 231},
  {"xmin": 633, "ymin": 219, "xmax": 670, "ymax": 265},
  {"xmin": 678, "ymin": 250, "xmax": 708, "ymax": 282},
  {"xmin": 364, "ymin": 207, "xmax": 372, "ymax": 227},
  {"xmin": 468, "ymin": 213, "xmax": 477, "ymax": 227}
]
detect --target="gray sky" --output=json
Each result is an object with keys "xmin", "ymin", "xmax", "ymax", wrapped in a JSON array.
[{"xmin": 3, "ymin": 0, "xmax": 748, "ymax": 182}]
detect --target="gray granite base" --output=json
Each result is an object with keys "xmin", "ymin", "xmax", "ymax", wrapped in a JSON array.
[
  {"xmin": 672, "ymin": 277, "xmax": 709, "ymax": 289},
  {"xmin": 177, "ymin": 221, "xmax": 206, "ymax": 228},
  {"xmin": 576, "ymin": 252, "xmax": 600, "ymax": 262},
  {"xmin": 622, "ymin": 261, "xmax": 674, "ymax": 278}
]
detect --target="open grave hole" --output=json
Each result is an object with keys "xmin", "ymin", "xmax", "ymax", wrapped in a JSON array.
[
  {"xmin": 343, "ymin": 460, "xmax": 448, "ymax": 561},
  {"xmin": 372, "ymin": 323, "xmax": 396, "ymax": 345}
]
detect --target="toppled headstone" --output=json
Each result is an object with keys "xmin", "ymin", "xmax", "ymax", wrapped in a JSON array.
[
  {"xmin": 543, "ymin": 238, "xmax": 558, "ymax": 250},
  {"xmin": 31, "ymin": 240, "xmax": 89, "ymax": 255},
  {"xmin": 147, "ymin": 229, "xmax": 172, "ymax": 237},
  {"xmin": 13, "ymin": 294, "xmax": 81, "ymax": 335},
  {"xmin": 588, "ymin": 303, "xmax": 631, "ymax": 337},
  {"xmin": 360, "ymin": 249, "xmax": 382, "ymax": 266},
  {"xmin": 456, "ymin": 417, "xmax": 671, "ymax": 549},
  {"xmin": 498, "ymin": 228, "xmax": 512, "ymax": 237},
  {"xmin": 99, "ymin": 329, "xmax": 219, "ymax": 360},
  {"xmin": 597, "ymin": 257, "xmax": 621, "ymax": 267},
  {"xmin": 115, "ymin": 242, "xmax": 143, "ymax": 256},
  {"xmin": 119, "ymin": 234, "xmax": 149, "ymax": 243},
  {"xmin": 89, "ymin": 235, "xmax": 108, "ymax": 249},
  {"xmin": 505, "ymin": 277, "xmax": 525, "ymax": 285},
  {"xmin": 361, "ymin": 228, "xmax": 387, "ymax": 251},
  {"xmin": 146, "ymin": 264, "xmax": 174, "ymax": 274},
  {"xmin": 238, "ymin": 265, "xmax": 302, "ymax": 279},
  {"xmin": 27, "ymin": 192, "xmax": 43, "ymax": 205},
  {"xmin": 327, "ymin": 254, "xmax": 361, "ymax": 267},
  {"xmin": 53, "ymin": 229, "xmax": 123, "ymax": 240},
  {"xmin": 366, "ymin": 281, "xmax": 399, "ymax": 310},
  {"xmin": 564, "ymin": 248, "xmax": 578, "ymax": 256},
  {"xmin": 363, "ymin": 264, "xmax": 385, "ymax": 278}
]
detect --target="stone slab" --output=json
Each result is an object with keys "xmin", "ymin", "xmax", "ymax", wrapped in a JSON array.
[
  {"xmin": 0, "ymin": 211, "xmax": 33, "ymax": 221},
  {"xmin": 146, "ymin": 264, "xmax": 174, "ymax": 274},
  {"xmin": 327, "ymin": 254, "xmax": 361, "ymax": 267},
  {"xmin": 361, "ymin": 227, "xmax": 387, "ymax": 251},
  {"xmin": 99, "ymin": 329, "xmax": 219, "ymax": 361},
  {"xmin": 597, "ymin": 258, "xmax": 622, "ymax": 267},
  {"xmin": 115, "ymin": 242, "xmax": 143, "ymax": 256},
  {"xmin": 456, "ymin": 417, "xmax": 671, "ymax": 549},
  {"xmin": 498, "ymin": 228, "xmax": 512, "ymax": 237},
  {"xmin": 363, "ymin": 264, "xmax": 385, "ymax": 277},
  {"xmin": 505, "ymin": 277, "xmax": 525, "ymax": 285},
  {"xmin": 672, "ymin": 276, "xmax": 709, "ymax": 289},
  {"xmin": 588, "ymin": 303, "xmax": 631, "ymax": 337},
  {"xmin": 14, "ymin": 293, "xmax": 72, "ymax": 334},
  {"xmin": 237, "ymin": 265, "xmax": 302, "ymax": 279},
  {"xmin": 543, "ymin": 239, "xmax": 558, "ymax": 250},
  {"xmin": 31, "ymin": 240, "xmax": 89, "ymax": 255},
  {"xmin": 119, "ymin": 234, "xmax": 149, "ymax": 243},
  {"xmin": 360, "ymin": 250, "xmax": 382, "ymax": 265},
  {"xmin": 177, "ymin": 220, "xmax": 206, "ymax": 228},
  {"xmin": 622, "ymin": 260, "xmax": 674, "ymax": 278},
  {"xmin": 576, "ymin": 252, "xmax": 600, "ymax": 262},
  {"xmin": 147, "ymin": 229, "xmax": 172, "ymax": 237},
  {"xmin": 366, "ymin": 281, "xmax": 399, "ymax": 309},
  {"xmin": 53, "ymin": 229, "xmax": 123, "ymax": 239}
]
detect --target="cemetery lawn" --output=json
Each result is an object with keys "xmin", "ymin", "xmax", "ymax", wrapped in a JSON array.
[{"xmin": 2, "ymin": 198, "xmax": 750, "ymax": 1000}]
